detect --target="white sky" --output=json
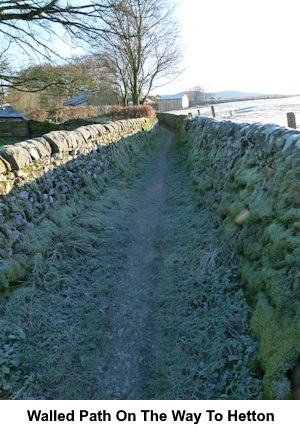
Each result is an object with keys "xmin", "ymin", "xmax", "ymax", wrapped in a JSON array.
[{"xmin": 161, "ymin": 0, "xmax": 300, "ymax": 95}]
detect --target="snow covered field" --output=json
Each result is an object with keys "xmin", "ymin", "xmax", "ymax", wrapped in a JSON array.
[{"xmin": 168, "ymin": 95, "xmax": 300, "ymax": 129}]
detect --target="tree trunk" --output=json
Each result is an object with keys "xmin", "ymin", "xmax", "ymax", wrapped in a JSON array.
[
  {"xmin": 122, "ymin": 85, "xmax": 129, "ymax": 107},
  {"xmin": 132, "ymin": 69, "xmax": 140, "ymax": 105}
]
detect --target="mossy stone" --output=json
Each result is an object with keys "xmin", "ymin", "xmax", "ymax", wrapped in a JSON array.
[
  {"xmin": 0, "ymin": 270, "xmax": 9, "ymax": 293},
  {"xmin": 0, "ymin": 159, "xmax": 7, "ymax": 175},
  {"xmin": 251, "ymin": 294, "xmax": 299, "ymax": 399}
]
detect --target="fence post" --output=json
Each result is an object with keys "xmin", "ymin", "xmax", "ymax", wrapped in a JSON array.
[
  {"xmin": 287, "ymin": 112, "xmax": 296, "ymax": 129},
  {"xmin": 211, "ymin": 106, "xmax": 216, "ymax": 117},
  {"xmin": 198, "ymin": 109, "xmax": 201, "ymax": 116}
]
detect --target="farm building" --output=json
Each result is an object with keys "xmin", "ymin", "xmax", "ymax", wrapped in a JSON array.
[
  {"xmin": 64, "ymin": 90, "xmax": 118, "ymax": 107},
  {"xmin": 158, "ymin": 93, "xmax": 189, "ymax": 112},
  {"xmin": 0, "ymin": 104, "xmax": 29, "ymax": 138},
  {"xmin": 63, "ymin": 92, "xmax": 88, "ymax": 107}
]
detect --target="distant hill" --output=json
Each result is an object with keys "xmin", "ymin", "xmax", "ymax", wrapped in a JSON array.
[{"xmin": 213, "ymin": 90, "xmax": 265, "ymax": 99}]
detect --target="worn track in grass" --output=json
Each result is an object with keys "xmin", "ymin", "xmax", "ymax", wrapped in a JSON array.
[{"xmin": 96, "ymin": 130, "xmax": 173, "ymax": 399}]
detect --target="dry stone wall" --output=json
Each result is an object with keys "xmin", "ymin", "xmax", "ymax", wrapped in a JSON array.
[
  {"xmin": 182, "ymin": 116, "xmax": 300, "ymax": 399},
  {"xmin": 156, "ymin": 112, "xmax": 187, "ymax": 130},
  {"xmin": 0, "ymin": 118, "xmax": 156, "ymax": 298}
]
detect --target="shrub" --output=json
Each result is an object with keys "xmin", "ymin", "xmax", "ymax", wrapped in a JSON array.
[
  {"xmin": 130, "ymin": 105, "xmax": 156, "ymax": 120},
  {"xmin": 29, "ymin": 118, "xmax": 97, "ymax": 138},
  {"xmin": 29, "ymin": 120, "xmax": 59, "ymax": 137},
  {"xmin": 110, "ymin": 105, "xmax": 156, "ymax": 121},
  {"xmin": 29, "ymin": 109, "xmax": 48, "ymax": 122},
  {"xmin": 29, "ymin": 106, "xmax": 105, "ymax": 124},
  {"xmin": 110, "ymin": 105, "xmax": 124, "ymax": 121},
  {"xmin": 29, "ymin": 105, "xmax": 156, "ymax": 124}
]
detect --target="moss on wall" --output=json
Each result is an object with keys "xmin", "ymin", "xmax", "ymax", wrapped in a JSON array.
[
  {"xmin": 183, "ymin": 116, "xmax": 300, "ymax": 399},
  {"xmin": 157, "ymin": 113, "xmax": 187, "ymax": 130},
  {"xmin": 0, "ymin": 117, "xmax": 157, "ymax": 303}
]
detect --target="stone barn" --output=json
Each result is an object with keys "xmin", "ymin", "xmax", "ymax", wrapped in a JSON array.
[
  {"xmin": 158, "ymin": 93, "xmax": 189, "ymax": 112},
  {"xmin": 0, "ymin": 104, "xmax": 29, "ymax": 138}
]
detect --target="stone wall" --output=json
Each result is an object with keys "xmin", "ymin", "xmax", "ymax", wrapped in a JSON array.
[
  {"xmin": 182, "ymin": 116, "xmax": 300, "ymax": 399},
  {"xmin": 0, "ymin": 118, "xmax": 156, "ymax": 299},
  {"xmin": 157, "ymin": 113, "xmax": 187, "ymax": 130}
]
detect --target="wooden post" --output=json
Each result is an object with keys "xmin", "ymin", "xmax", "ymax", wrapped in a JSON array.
[
  {"xmin": 287, "ymin": 112, "xmax": 296, "ymax": 129},
  {"xmin": 198, "ymin": 109, "xmax": 201, "ymax": 116},
  {"xmin": 211, "ymin": 106, "xmax": 216, "ymax": 117}
]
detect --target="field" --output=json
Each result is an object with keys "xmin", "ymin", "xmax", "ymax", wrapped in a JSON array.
[{"xmin": 171, "ymin": 95, "xmax": 300, "ymax": 129}]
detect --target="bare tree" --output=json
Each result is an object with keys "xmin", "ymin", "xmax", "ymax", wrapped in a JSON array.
[
  {"xmin": 0, "ymin": 1, "xmax": 122, "ymax": 91},
  {"xmin": 0, "ymin": 1, "xmax": 114, "ymax": 56},
  {"xmin": 98, "ymin": 0, "xmax": 182, "ymax": 106},
  {"xmin": 186, "ymin": 86, "xmax": 205, "ymax": 106},
  {"xmin": 6, "ymin": 55, "xmax": 119, "ymax": 113},
  {"xmin": 96, "ymin": 50, "xmax": 131, "ymax": 106}
]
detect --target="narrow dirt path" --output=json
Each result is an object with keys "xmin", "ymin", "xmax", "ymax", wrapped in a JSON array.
[{"xmin": 96, "ymin": 130, "xmax": 173, "ymax": 399}]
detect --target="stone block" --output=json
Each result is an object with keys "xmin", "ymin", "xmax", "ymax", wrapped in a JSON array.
[
  {"xmin": 58, "ymin": 131, "xmax": 80, "ymax": 151},
  {"xmin": 0, "ymin": 157, "xmax": 7, "ymax": 174},
  {"xmin": 75, "ymin": 126, "xmax": 92, "ymax": 142},
  {"xmin": 0, "ymin": 144, "xmax": 32, "ymax": 170},
  {"xmin": 21, "ymin": 138, "xmax": 52, "ymax": 159},
  {"xmin": 43, "ymin": 131, "xmax": 70, "ymax": 153},
  {"xmin": 18, "ymin": 141, "xmax": 40, "ymax": 161},
  {"xmin": 282, "ymin": 134, "xmax": 299, "ymax": 153}
]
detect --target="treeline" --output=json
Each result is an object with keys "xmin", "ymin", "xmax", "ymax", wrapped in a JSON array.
[{"xmin": 6, "ymin": 57, "xmax": 119, "ymax": 117}]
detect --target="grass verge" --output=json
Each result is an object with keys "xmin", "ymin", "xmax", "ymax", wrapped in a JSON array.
[{"xmin": 152, "ymin": 135, "xmax": 263, "ymax": 399}]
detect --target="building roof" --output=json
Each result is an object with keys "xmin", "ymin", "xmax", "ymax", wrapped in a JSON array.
[
  {"xmin": 63, "ymin": 92, "xmax": 88, "ymax": 107},
  {"xmin": 159, "ymin": 93, "xmax": 187, "ymax": 101},
  {"xmin": 0, "ymin": 104, "xmax": 29, "ymax": 120}
]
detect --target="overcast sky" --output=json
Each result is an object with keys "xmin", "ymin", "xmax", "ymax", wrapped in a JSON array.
[{"xmin": 162, "ymin": 0, "xmax": 300, "ymax": 95}]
